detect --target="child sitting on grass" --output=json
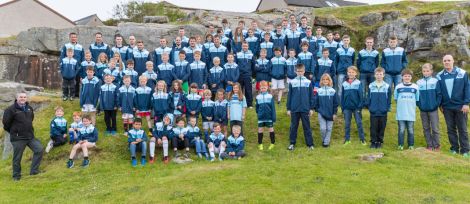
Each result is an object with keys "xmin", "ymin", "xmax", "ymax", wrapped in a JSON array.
[
  {"xmin": 67, "ymin": 114, "xmax": 98, "ymax": 168},
  {"xmin": 68, "ymin": 111, "xmax": 83, "ymax": 144},
  {"xmin": 221, "ymin": 125, "xmax": 246, "ymax": 160},
  {"xmin": 128, "ymin": 118, "xmax": 148, "ymax": 167},
  {"xmin": 172, "ymin": 117, "xmax": 190, "ymax": 159},
  {"xmin": 46, "ymin": 106, "xmax": 68, "ymax": 153},
  {"xmin": 208, "ymin": 123, "xmax": 226, "ymax": 161},
  {"xmin": 150, "ymin": 114, "xmax": 173, "ymax": 164},
  {"xmin": 187, "ymin": 116, "xmax": 208, "ymax": 159}
]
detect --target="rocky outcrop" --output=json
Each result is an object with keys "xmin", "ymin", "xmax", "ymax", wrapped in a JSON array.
[
  {"xmin": 314, "ymin": 15, "xmax": 344, "ymax": 28},
  {"xmin": 359, "ymin": 11, "xmax": 400, "ymax": 26},
  {"xmin": 143, "ymin": 16, "xmax": 169, "ymax": 24}
]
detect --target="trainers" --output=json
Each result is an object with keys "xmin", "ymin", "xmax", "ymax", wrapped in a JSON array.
[
  {"xmin": 81, "ymin": 159, "xmax": 90, "ymax": 168},
  {"xmin": 45, "ymin": 140, "xmax": 53, "ymax": 153},
  {"xmin": 308, "ymin": 146, "xmax": 314, "ymax": 150},
  {"xmin": 376, "ymin": 143, "xmax": 382, "ymax": 149},
  {"xmin": 463, "ymin": 153, "xmax": 469, "ymax": 158},
  {"xmin": 398, "ymin": 145, "xmax": 404, "ymax": 150},
  {"xmin": 197, "ymin": 153, "xmax": 203, "ymax": 158},
  {"xmin": 370, "ymin": 143, "xmax": 376, "ymax": 149},
  {"xmin": 131, "ymin": 158, "xmax": 137, "ymax": 167},
  {"xmin": 163, "ymin": 156, "xmax": 169, "ymax": 164},
  {"xmin": 287, "ymin": 144, "xmax": 295, "ymax": 151},
  {"xmin": 62, "ymin": 97, "xmax": 68, "ymax": 101},
  {"xmin": 322, "ymin": 144, "xmax": 329, "ymax": 148},
  {"xmin": 426, "ymin": 147, "xmax": 433, "ymax": 151},
  {"xmin": 141, "ymin": 158, "xmax": 147, "ymax": 166},
  {"xmin": 174, "ymin": 151, "xmax": 180, "ymax": 158},
  {"xmin": 408, "ymin": 146, "xmax": 414, "ymax": 150},
  {"xmin": 210, "ymin": 157, "xmax": 215, "ymax": 162},
  {"xmin": 66, "ymin": 160, "xmax": 74, "ymax": 169},
  {"xmin": 184, "ymin": 152, "xmax": 190, "ymax": 159},
  {"xmin": 450, "ymin": 150, "xmax": 458, "ymax": 155},
  {"xmin": 149, "ymin": 157, "xmax": 155, "ymax": 164},
  {"xmin": 69, "ymin": 97, "xmax": 74, "ymax": 101},
  {"xmin": 258, "ymin": 144, "xmax": 264, "ymax": 151},
  {"xmin": 277, "ymin": 100, "xmax": 281, "ymax": 105},
  {"xmin": 218, "ymin": 156, "xmax": 223, "ymax": 161},
  {"xmin": 434, "ymin": 146, "xmax": 441, "ymax": 152},
  {"xmin": 343, "ymin": 140, "xmax": 351, "ymax": 145},
  {"xmin": 360, "ymin": 140, "xmax": 367, "ymax": 145},
  {"xmin": 111, "ymin": 131, "xmax": 117, "ymax": 136},
  {"xmin": 268, "ymin": 144, "xmax": 275, "ymax": 150}
]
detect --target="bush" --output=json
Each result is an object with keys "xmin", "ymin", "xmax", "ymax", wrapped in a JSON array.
[{"xmin": 111, "ymin": 1, "xmax": 186, "ymax": 23}]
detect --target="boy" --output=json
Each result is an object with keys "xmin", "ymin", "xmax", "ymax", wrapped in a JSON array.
[
  {"xmin": 417, "ymin": 63, "xmax": 442, "ymax": 151},
  {"xmin": 381, "ymin": 36, "xmax": 408, "ymax": 89},
  {"xmin": 214, "ymin": 89, "xmax": 229, "ymax": 136},
  {"xmin": 287, "ymin": 64, "xmax": 315, "ymax": 150},
  {"xmin": 60, "ymin": 48, "xmax": 79, "ymax": 101},
  {"xmin": 224, "ymin": 53, "xmax": 239, "ymax": 92},
  {"xmin": 255, "ymin": 49, "xmax": 272, "ymax": 93},
  {"xmin": 365, "ymin": 67, "xmax": 392, "ymax": 149},
  {"xmin": 270, "ymin": 47, "xmax": 287, "ymax": 104},
  {"xmin": 172, "ymin": 117, "xmax": 190, "ymax": 159},
  {"xmin": 45, "ymin": 106, "xmax": 67, "ymax": 153},
  {"xmin": 315, "ymin": 48, "xmax": 336, "ymax": 85},
  {"xmin": 315, "ymin": 27, "xmax": 327, "ymax": 58},
  {"xmin": 341, "ymin": 66, "xmax": 366, "ymax": 145},
  {"xmin": 150, "ymin": 114, "xmax": 173, "ymax": 164},
  {"xmin": 298, "ymin": 42, "xmax": 315, "ymax": 80},
  {"xmin": 172, "ymin": 50, "xmax": 191, "ymax": 93},
  {"xmin": 142, "ymin": 61, "xmax": 158, "ymax": 90},
  {"xmin": 286, "ymin": 49, "xmax": 298, "ymax": 83},
  {"xmin": 130, "ymin": 40, "xmax": 151, "ymax": 75},
  {"xmin": 135, "ymin": 76, "xmax": 153, "ymax": 134},
  {"xmin": 111, "ymin": 34, "xmax": 131, "ymax": 62},
  {"xmin": 123, "ymin": 59, "xmax": 139, "ymax": 87},
  {"xmin": 222, "ymin": 19, "xmax": 233, "ymax": 39},
  {"xmin": 118, "ymin": 75, "xmax": 137, "ymax": 135},
  {"xmin": 89, "ymin": 32, "xmax": 111, "ymax": 62},
  {"xmin": 67, "ymin": 114, "xmax": 98, "ymax": 168},
  {"xmin": 201, "ymin": 89, "xmax": 215, "ymax": 142},
  {"xmin": 208, "ymin": 123, "xmax": 226, "ymax": 161},
  {"xmin": 80, "ymin": 67, "xmax": 101, "ymax": 125},
  {"xmin": 236, "ymin": 42, "xmax": 256, "ymax": 108},
  {"xmin": 100, "ymin": 74, "xmax": 118, "ymax": 136},
  {"xmin": 301, "ymin": 27, "xmax": 317, "ymax": 58},
  {"xmin": 245, "ymin": 29, "xmax": 260, "ymax": 57},
  {"xmin": 335, "ymin": 35, "xmax": 356, "ymax": 101},
  {"xmin": 217, "ymin": 28, "xmax": 232, "ymax": 53},
  {"xmin": 272, "ymin": 24, "xmax": 287, "ymax": 56},
  {"xmin": 323, "ymin": 32, "xmax": 339, "ymax": 62},
  {"xmin": 186, "ymin": 83, "xmax": 203, "ymax": 121},
  {"xmin": 221, "ymin": 125, "xmax": 246, "ymax": 160},
  {"xmin": 68, "ymin": 111, "xmax": 83, "ymax": 145},
  {"xmin": 395, "ymin": 69, "xmax": 419, "ymax": 150},
  {"xmin": 256, "ymin": 81, "xmax": 276, "ymax": 150},
  {"xmin": 157, "ymin": 52, "xmax": 175, "ymax": 89},
  {"xmin": 260, "ymin": 32, "xmax": 274, "ymax": 60},
  {"xmin": 285, "ymin": 22, "xmax": 302, "ymax": 55},
  {"xmin": 357, "ymin": 37, "xmax": 380, "ymax": 96},
  {"xmin": 188, "ymin": 51, "xmax": 207, "ymax": 89},
  {"xmin": 187, "ymin": 116, "xmax": 208, "ymax": 158},
  {"xmin": 79, "ymin": 51, "xmax": 96, "ymax": 83},
  {"xmin": 208, "ymin": 57, "xmax": 225, "ymax": 96},
  {"xmin": 208, "ymin": 36, "xmax": 228, "ymax": 68},
  {"xmin": 175, "ymin": 27, "xmax": 189, "ymax": 48},
  {"xmin": 128, "ymin": 119, "xmax": 148, "ymax": 167},
  {"xmin": 153, "ymin": 38, "xmax": 172, "ymax": 69}
]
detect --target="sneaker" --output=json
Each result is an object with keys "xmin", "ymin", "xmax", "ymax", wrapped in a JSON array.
[
  {"xmin": 268, "ymin": 144, "xmax": 275, "ymax": 150},
  {"xmin": 81, "ymin": 159, "xmax": 90, "ymax": 168},
  {"xmin": 66, "ymin": 160, "xmax": 74, "ymax": 169},
  {"xmin": 69, "ymin": 97, "xmax": 74, "ymax": 101},
  {"xmin": 308, "ymin": 146, "xmax": 314, "ymax": 150},
  {"xmin": 463, "ymin": 153, "xmax": 470, "ymax": 158},
  {"xmin": 370, "ymin": 142, "xmax": 376, "ymax": 149},
  {"xmin": 360, "ymin": 140, "xmax": 367, "ymax": 145},
  {"xmin": 141, "ymin": 158, "xmax": 147, "ymax": 166},
  {"xmin": 248, "ymin": 106, "xmax": 253, "ymax": 109},
  {"xmin": 197, "ymin": 153, "xmax": 203, "ymax": 158},
  {"xmin": 210, "ymin": 157, "xmax": 215, "ymax": 162},
  {"xmin": 434, "ymin": 146, "xmax": 441, "ymax": 152},
  {"xmin": 258, "ymin": 144, "xmax": 264, "ymax": 151},
  {"xmin": 62, "ymin": 97, "xmax": 68, "ymax": 101},
  {"xmin": 184, "ymin": 152, "xmax": 190, "ymax": 159},
  {"xmin": 277, "ymin": 100, "xmax": 281, "ymax": 105},
  {"xmin": 450, "ymin": 150, "xmax": 458, "ymax": 155},
  {"xmin": 287, "ymin": 144, "xmax": 295, "ymax": 151},
  {"xmin": 45, "ymin": 140, "xmax": 53, "ymax": 153},
  {"xmin": 163, "ymin": 156, "xmax": 169, "ymax": 164},
  {"xmin": 174, "ymin": 151, "xmax": 180, "ymax": 158},
  {"xmin": 322, "ymin": 144, "xmax": 329, "ymax": 148},
  {"xmin": 111, "ymin": 131, "xmax": 117, "ymax": 136},
  {"xmin": 131, "ymin": 158, "xmax": 137, "ymax": 167},
  {"xmin": 408, "ymin": 146, "xmax": 414, "ymax": 150},
  {"xmin": 426, "ymin": 147, "xmax": 433, "ymax": 151},
  {"xmin": 343, "ymin": 140, "xmax": 351, "ymax": 145},
  {"xmin": 376, "ymin": 143, "xmax": 382, "ymax": 149},
  {"xmin": 398, "ymin": 145, "xmax": 404, "ymax": 150},
  {"xmin": 149, "ymin": 157, "xmax": 155, "ymax": 164},
  {"xmin": 218, "ymin": 156, "xmax": 223, "ymax": 161}
]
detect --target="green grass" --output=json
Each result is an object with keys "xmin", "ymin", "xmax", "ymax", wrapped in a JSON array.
[{"xmin": 1, "ymin": 94, "xmax": 470, "ymax": 203}]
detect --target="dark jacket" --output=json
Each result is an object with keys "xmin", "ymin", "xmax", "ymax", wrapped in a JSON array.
[{"xmin": 2, "ymin": 100, "xmax": 35, "ymax": 142}]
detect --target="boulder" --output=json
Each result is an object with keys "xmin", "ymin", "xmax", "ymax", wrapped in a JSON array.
[
  {"xmin": 143, "ymin": 16, "xmax": 169, "ymax": 24},
  {"xmin": 359, "ymin": 12, "xmax": 383, "ymax": 26},
  {"xmin": 2, "ymin": 132, "xmax": 13, "ymax": 160},
  {"xmin": 359, "ymin": 152, "xmax": 384, "ymax": 161},
  {"xmin": 382, "ymin": 11, "xmax": 400, "ymax": 21},
  {"xmin": 314, "ymin": 15, "xmax": 344, "ymax": 27},
  {"xmin": 375, "ymin": 18, "xmax": 408, "ymax": 49}
]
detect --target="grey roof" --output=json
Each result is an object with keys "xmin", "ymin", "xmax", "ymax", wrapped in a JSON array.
[
  {"xmin": 285, "ymin": 0, "xmax": 366, "ymax": 8},
  {"xmin": 75, "ymin": 14, "xmax": 101, "ymax": 25}
]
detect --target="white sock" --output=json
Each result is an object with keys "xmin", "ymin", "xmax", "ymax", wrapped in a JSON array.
[
  {"xmin": 163, "ymin": 140, "xmax": 168, "ymax": 157},
  {"xmin": 149, "ymin": 141, "xmax": 155, "ymax": 157},
  {"xmin": 209, "ymin": 146, "xmax": 215, "ymax": 158}
]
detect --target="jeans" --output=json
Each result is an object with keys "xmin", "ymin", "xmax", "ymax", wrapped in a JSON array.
[
  {"xmin": 130, "ymin": 141, "xmax": 147, "ymax": 157},
  {"xmin": 238, "ymin": 76, "xmax": 253, "ymax": 107},
  {"xmin": 318, "ymin": 113, "xmax": 333, "ymax": 145},
  {"xmin": 193, "ymin": 137, "xmax": 207, "ymax": 153},
  {"xmin": 384, "ymin": 74, "xmax": 402, "ymax": 89},
  {"xmin": 336, "ymin": 74, "xmax": 346, "ymax": 104},
  {"xmin": 343, "ymin": 109, "xmax": 365, "ymax": 141},
  {"xmin": 11, "ymin": 138, "xmax": 43, "ymax": 179},
  {"xmin": 289, "ymin": 112, "xmax": 314, "ymax": 146},
  {"xmin": 398, "ymin": 120, "xmax": 414, "ymax": 146},
  {"xmin": 443, "ymin": 109, "xmax": 469, "ymax": 154},
  {"xmin": 360, "ymin": 73, "xmax": 375, "ymax": 98},
  {"xmin": 420, "ymin": 110, "xmax": 440, "ymax": 148}
]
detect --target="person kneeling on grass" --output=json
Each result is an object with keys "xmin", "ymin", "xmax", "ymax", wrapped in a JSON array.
[
  {"xmin": 221, "ymin": 125, "xmax": 246, "ymax": 160},
  {"xmin": 67, "ymin": 114, "xmax": 98, "ymax": 168},
  {"xmin": 128, "ymin": 118, "xmax": 148, "ymax": 167}
]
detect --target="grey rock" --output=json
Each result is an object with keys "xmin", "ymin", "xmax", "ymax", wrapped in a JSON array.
[
  {"xmin": 2, "ymin": 132, "xmax": 13, "ymax": 160},
  {"xmin": 173, "ymin": 156, "xmax": 193, "ymax": 164},
  {"xmin": 143, "ymin": 16, "xmax": 169, "ymax": 24},
  {"xmin": 360, "ymin": 12, "xmax": 383, "ymax": 26},
  {"xmin": 314, "ymin": 15, "xmax": 344, "ymax": 27},
  {"xmin": 376, "ymin": 18, "xmax": 408, "ymax": 49},
  {"xmin": 439, "ymin": 10, "xmax": 466, "ymax": 27},
  {"xmin": 359, "ymin": 152, "xmax": 384, "ymax": 161},
  {"xmin": 382, "ymin": 11, "xmax": 400, "ymax": 21}
]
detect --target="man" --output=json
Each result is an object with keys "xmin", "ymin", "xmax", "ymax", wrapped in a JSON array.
[
  {"xmin": 437, "ymin": 55, "xmax": 470, "ymax": 157},
  {"xmin": 2, "ymin": 92, "xmax": 43, "ymax": 181},
  {"xmin": 60, "ymin": 32, "xmax": 85, "ymax": 98}
]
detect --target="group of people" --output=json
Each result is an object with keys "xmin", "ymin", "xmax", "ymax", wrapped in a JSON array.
[{"xmin": 3, "ymin": 15, "xmax": 469, "ymax": 180}]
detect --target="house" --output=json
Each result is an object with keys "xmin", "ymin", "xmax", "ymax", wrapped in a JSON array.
[
  {"xmin": 285, "ymin": 0, "xmax": 366, "ymax": 8},
  {"xmin": 162, "ymin": 0, "xmax": 287, "ymax": 13},
  {"xmin": 75, "ymin": 14, "xmax": 105, "ymax": 26},
  {"xmin": 0, "ymin": 0, "xmax": 75, "ymax": 37}
]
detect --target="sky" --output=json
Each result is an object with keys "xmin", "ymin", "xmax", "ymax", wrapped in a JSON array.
[{"xmin": 0, "ymin": 0, "xmax": 460, "ymax": 21}]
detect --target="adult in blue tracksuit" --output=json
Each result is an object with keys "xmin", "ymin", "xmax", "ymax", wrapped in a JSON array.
[
  {"xmin": 255, "ymin": 57, "xmax": 271, "ymax": 83},
  {"xmin": 208, "ymin": 37, "xmax": 228, "ymax": 68},
  {"xmin": 341, "ymin": 77, "xmax": 365, "ymax": 143},
  {"xmin": 417, "ymin": 66, "xmax": 442, "ymax": 150},
  {"xmin": 100, "ymin": 79, "xmax": 119, "ymax": 133},
  {"xmin": 208, "ymin": 65, "xmax": 225, "ymax": 94},
  {"xmin": 130, "ymin": 43, "xmax": 151, "ymax": 75},
  {"xmin": 357, "ymin": 37, "xmax": 380, "ymax": 97},
  {"xmin": 298, "ymin": 48, "xmax": 316, "ymax": 80},
  {"xmin": 111, "ymin": 34, "xmax": 131, "ymax": 62},
  {"xmin": 60, "ymin": 56, "xmax": 80, "ymax": 99},
  {"xmin": 189, "ymin": 59, "xmax": 207, "ymax": 89},
  {"xmin": 272, "ymin": 27, "xmax": 286, "ymax": 55},
  {"xmin": 380, "ymin": 37, "xmax": 408, "ymax": 89},
  {"xmin": 170, "ymin": 39, "xmax": 184, "ymax": 65},
  {"xmin": 89, "ymin": 33, "xmax": 111, "ymax": 62},
  {"xmin": 60, "ymin": 33, "xmax": 85, "ymax": 62},
  {"xmin": 152, "ymin": 90, "xmax": 173, "ymax": 122},
  {"xmin": 315, "ymin": 53, "xmax": 336, "ymax": 84},
  {"xmin": 437, "ymin": 55, "xmax": 470, "ymax": 155},
  {"xmin": 153, "ymin": 39, "xmax": 172, "ymax": 70},
  {"xmin": 285, "ymin": 24, "xmax": 302, "ymax": 55},
  {"xmin": 183, "ymin": 39, "xmax": 202, "ymax": 64},
  {"xmin": 287, "ymin": 65, "xmax": 315, "ymax": 150},
  {"xmin": 335, "ymin": 41, "xmax": 356, "ymax": 101},
  {"xmin": 236, "ymin": 43, "xmax": 256, "ymax": 107}
]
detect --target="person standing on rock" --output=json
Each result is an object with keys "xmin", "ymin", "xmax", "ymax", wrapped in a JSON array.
[
  {"xmin": 60, "ymin": 32, "xmax": 85, "ymax": 98},
  {"xmin": 437, "ymin": 55, "xmax": 470, "ymax": 158},
  {"xmin": 2, "ymin": 91, "xmax": 43, "ymax": 181}
]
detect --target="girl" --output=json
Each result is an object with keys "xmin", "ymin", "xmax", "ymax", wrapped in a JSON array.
[
  {"xmin": 113, "ymin": 52, "xmax": 126, "ymax": 73},
  {"xmin": 227, "ymin": 83, "xmax": 247, "ymax": 135},
  {"xmin": 95, "ymin": 52, "xmax": 108, "ymax": 82},
  {"xmin": 341, "ymin": 66, "xmax": 366, "ymax": 145},
  {"xmin": 203, "ymin": 34, "xmax": 214, "ymax": 64},
  {"xmin": 151, "ymin": 80, "xmax": 173, "ymax": 123},
  {"xmin": 170, "ymin": 80, "xmax": 186, "ymax": 118},
  {"xmin": 245, "ymin": 28, "xmax": 259, "ymax": 57},
  {"xmin": 231, "ymin": 27, "xmax": 245, "ymax": 53},
  {"xmin": 315, "ymin": 74, "xmax": 338, "ymax": 147},
  {"xmin": 256, "ymin": 81, "xmax": 276, "ymax": 151}
]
